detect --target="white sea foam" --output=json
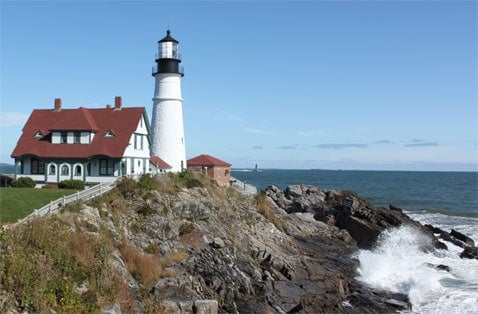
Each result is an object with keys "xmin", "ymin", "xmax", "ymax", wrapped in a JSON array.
[
  {"xmin": 405, "ymin": 210, "xmax": 478, "ymax": 242},
  {"xmin": 356, "ymin": 225, "xmax": 478, "ymax": 313}
]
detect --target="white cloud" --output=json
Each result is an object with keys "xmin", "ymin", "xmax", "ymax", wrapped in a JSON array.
[
  {"xmin": 0, "ymin": 112, "xmax": 29, "ymax": 127},
  {"xmin": 276, "ymin": 145, "xmax": 295, "ymax": 149},
  {"xmin": 297, "ymin": 130, "xmax": 325, "ymax": 137},
  {"xmin": 404, "ymin": 142, "xmax": 439, "ymax": 147},
  {"xmin": 315, "ymin": 143, "xmax": 368, "ymax": 149},
  {"xmin": 243, "ymin": 128, "xmax": 274, "ymax": 135}
]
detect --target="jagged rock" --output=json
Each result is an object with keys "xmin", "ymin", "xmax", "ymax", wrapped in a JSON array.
[
  {"xmin": 73, "ymin": 281, "xmax": 89, "ymax": 295},
  {"xmin": 194, "ymin": 300, "xmax": 218, "ymax": 314},
  {"xmin": 460, "ymin": 246, "xmax": 478, "ymax": 259},
  {"xmin": 212, "ymin": 237, "xmax": 225, "ymax": 248},
  {"xmin": 178, "ymin": 301, "xmax": 194, "ymax": 314},
  {"xmin": 285, "ymin": 185, "xmax": 304, "ymax": 198},
  {"xmin": 389, "ymin": 204, "xmax": 403, "ymax": 212},
  {"xmin": 159, "ymin": 300, "xmax": 180, "ymax": 314},
  {"xmin": 451, "ymin": 229, "xmax": 475, "ymax": 247},
  {"xmin": 436, "ymin": 264, "xmax": 451, "ymax": 272},
  {"xmin": 424, "ymin": 263, "xmax": 451, "ymax": 272},
  {"xmin": 76, "ymin": 205, "xmax": 101, "ymax": 233},
  {"xmin": 264, "ymin": 185, "xmax": 441, "ymax": 250},
  {"xmin": 101, "ymin": 303, "xmax": 121, "ymax": 314},
  {"xmin": 2, "ymin": 176, "xmax": 420, "ymax": 313},
  {"xmin": 173, "ymin": 191, "xmax": 211, "ymax": 220}
]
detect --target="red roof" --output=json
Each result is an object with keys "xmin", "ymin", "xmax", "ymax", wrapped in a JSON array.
[
  {"xmin": 150, "ymin": 156, "xmax": 171, "ymax": 169},
  {"xmin": 187, "ymin": 154, "xmax": 231, "ymax": 167},
  {"xmin": 11, "ymin": 106, "xmax": 147, "ymax": 159}
]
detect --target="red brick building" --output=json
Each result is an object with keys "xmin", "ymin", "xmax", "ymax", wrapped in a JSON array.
[{"xmin": 187, "ymin": 154, "xmax": 231, "ymax": 185}]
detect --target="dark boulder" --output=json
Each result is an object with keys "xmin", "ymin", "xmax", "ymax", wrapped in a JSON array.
[
  {"xmin": 263, "ymin": 185, "xmax": 443, "ymax": 250},
  {"xmin": 450, "ymin": 229, "xmax": 475, "ymax": 247},
  {"xmin": 460, "ymin": 246, "xmax": 478, "ymax": 259}
]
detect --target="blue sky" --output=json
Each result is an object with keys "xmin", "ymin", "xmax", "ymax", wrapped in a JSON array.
[{"xmin": 1, "ymin": 1, "xmax": 477, "ymax": 171}]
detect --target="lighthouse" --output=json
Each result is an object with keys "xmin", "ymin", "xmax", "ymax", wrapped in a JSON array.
[{"xmin": 150, "ymin": 30, "xmax": 186, "ymax": 172}]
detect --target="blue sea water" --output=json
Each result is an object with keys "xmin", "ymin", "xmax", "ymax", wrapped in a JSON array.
[{"xmin": 232, "ymin": 169, "xmax": 478, "ymax": 313}]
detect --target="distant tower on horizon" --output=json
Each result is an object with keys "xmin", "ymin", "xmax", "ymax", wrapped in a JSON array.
[{"xmin": 150, "ymin": 30, "xmax": 186, "ymax": 172}]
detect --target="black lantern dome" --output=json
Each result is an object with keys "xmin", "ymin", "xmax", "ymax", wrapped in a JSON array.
[{"xmin": 152, "ymin": 30, "xmax": 183, "ymax": 76}]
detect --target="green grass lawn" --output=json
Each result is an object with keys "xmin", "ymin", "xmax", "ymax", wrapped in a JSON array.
[{"xmin": 0, "ymin": 188, "xmax": 78, "ymax": 223}]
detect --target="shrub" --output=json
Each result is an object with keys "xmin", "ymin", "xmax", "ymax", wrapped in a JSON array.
[
  {"xmin": 169, "ymin": 170, "xmax": 204, "ymax": 189},
  {"xmin": 138, "ymin": 200, "xmax": 156, "ymax": 215},
  {"xmin": 10, "ymin": 177, "xmax": 35, "ymax": 188},
  {"xmin": 59, "ymin": 179, "xmax": 85, "ymax": 190},
  {"xmin": 116, "ymin": 176, "xmax": 136, "ymax": 197},
  {"xmin": 144, "ymin": 242, "xmax": 161, "ymax": 255},
  {"xmin": 0, "ymin": 218, "xmax": 111, "ymax": 312},
  {"xmin": 137, "ymin": 173, "xmax": 158, "ymax": 191},
  {"xmin": 179, "ymin": 221, "xmax": 194, "ymax": 235},
  {"xmin": 121, "ymin": 244, "xmax": 163, "ymax": 291}
]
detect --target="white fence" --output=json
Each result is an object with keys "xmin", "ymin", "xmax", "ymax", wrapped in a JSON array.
[{"xmin": 15, "ymin": 179, "xmax": 118, "ymax": 225}]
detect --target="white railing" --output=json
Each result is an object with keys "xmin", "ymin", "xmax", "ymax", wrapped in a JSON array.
[{"xmin": 15, "ymin": 179, "xmax": 118, "ymax": 225}]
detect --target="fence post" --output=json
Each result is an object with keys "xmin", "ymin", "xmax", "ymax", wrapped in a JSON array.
[
  {"xmin": 77, "ymin": 191, "xmax": 80, "ymax": 202},
  {"xmin": 63, "ymin": 195, "xmax": 66, "ymax": 206}
]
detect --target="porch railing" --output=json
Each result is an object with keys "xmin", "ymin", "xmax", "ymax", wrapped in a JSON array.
[{"xmin": 15, "ymin": 178, "xmax": 118, "ymax": 225}]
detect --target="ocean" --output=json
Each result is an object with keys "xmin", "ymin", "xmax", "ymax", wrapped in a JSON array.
[{"xmin": 231, "ymin": 169, "xmax": 478, "ymax": 313}]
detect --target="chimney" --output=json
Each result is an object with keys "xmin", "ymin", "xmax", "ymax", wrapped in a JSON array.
[
  {"xmin": 114, "ymin": 96, "xmax": 122, "ymax": 110},
  {"xmin": 106, "ymin": 104, "xmax": 112, "ymax": 109},
  {"xmin": 54, "ymin": 98, "xmax": 62, "ymax": 111}
]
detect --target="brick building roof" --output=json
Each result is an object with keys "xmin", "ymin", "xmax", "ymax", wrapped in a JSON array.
[
  {"xmin": 187, "ymin": 154, "xmax": 231, "ymax": 167},
  {"xmin": 150, "ymin": 156, "xmax": 171, "ymax": 169}
]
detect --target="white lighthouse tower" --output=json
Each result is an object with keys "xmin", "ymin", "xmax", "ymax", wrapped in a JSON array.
[{"xmin": 150, "ymin": 30, "xmax": 186, "ymax": 172}]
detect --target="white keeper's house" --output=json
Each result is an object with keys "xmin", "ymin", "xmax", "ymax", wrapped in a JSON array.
[{"xmin": 11, "ymin": 96, "xmax": 170, "ymax": 185}]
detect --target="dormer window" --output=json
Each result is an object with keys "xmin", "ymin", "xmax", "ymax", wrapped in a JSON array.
[
  {"xmin": 35, "ymin": 131, "xmax": 43, "ymax": 138},
  {"xmin": 74, "ymin": 132, "xmax": 81, "ymax": 144},
  {"xmin": 60, "ymin": 132, "xmax": 67, "ymax": 144},
  {"xmin": 104, "ymin": 130, "xmax": 115, "ymax": 138}
]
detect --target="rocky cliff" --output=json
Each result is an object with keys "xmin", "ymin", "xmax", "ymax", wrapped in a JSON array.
[{"xmin": 2, "ymin": 173, "xmax": 469, "ymax": 313}]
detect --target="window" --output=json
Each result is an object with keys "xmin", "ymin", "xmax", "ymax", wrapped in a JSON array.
[
  {"xmin": 104, "ymin": 130, "xmax": 115, "ymax": 138},
  {"xmin": 86, "ymin": 162, "xmax": 91, "ymax": 176},
  {"xmin": 35, "ymin": 131, "xmax": 43, "ymax": 138},
  {"xmin": 31, "ymin": 158, "xmax": 45, "ymax": 174},
  {"xmin": 75, "ymin": 165, "xmax": 82, "ymax": 176},
  {"xmin": 74, "ymin": 132, "xmax": 81, "ymax": 144},
  {"xmin": 61, "ymin": 132, "xmax": 67, "ymax": 144},
  {"xmin": 61, "ymin": 165, "xmax": 69, "ymax": 176},
  {"xmin": 49, "ymin": 165, "xmax": 56, "ymax": 175},
  {"xmin": 134, "ymin": 134, "xmax": 144, "ymax": 150},
  {"xmin": 99, "ymin": 159, "xmax": 114, "ymax": 175}
]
